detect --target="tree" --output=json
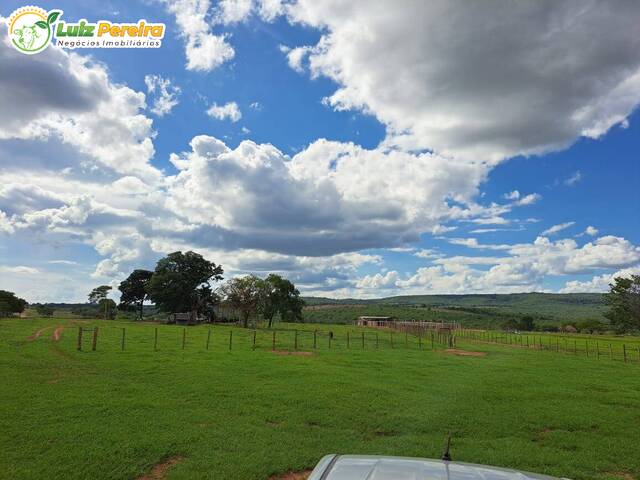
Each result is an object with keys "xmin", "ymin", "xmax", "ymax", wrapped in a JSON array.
[
  {"xmin": 146, "ymin": 251, "xmax": 223, "ymax": 319},
  {"xmin": 261, "ymin": 274, "xmax": 305, "ymax": 328},
  {"xmin": 118, "ymin": 269, "xmax": 153, "ymax": 320},
  {"xmin": 99, "ymin": 299, "xmax": 117, "ymax": 320},
  {"xmin": 605, "ymin": 275, "xmax": 640, "ymax": 333},
  {"xmin": 0, "ymin": 290, "xmax": 27, "ymax": 317},
  {"xmin": 193, "ymin": 284, "xmax": 220, "ymax": 321},
  {"xmin": 501, "ymin": 318, "xmax": 519, "ymax": 331},
  {"xmin": 218, "ymin": 275, "xmax": 266, "ymax": 328},
  {"xmin": 518, "ymin": 315, "xmax": 535, "ymax": 331},
  {"xmin": 88, "ymin": 285, "xmax": 113, "ymax": 320},
  {"xmin": 36, "ymin": 305, "xmax": 55, "ymax": 317}
]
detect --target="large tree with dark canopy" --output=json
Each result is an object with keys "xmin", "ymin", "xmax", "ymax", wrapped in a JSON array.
[
  {"xmin": 261, "ymin": 274, "xmax": 305, "ymax": 328},
  {"xmin": 146, "ymin": 251, "xmax": 223, "ymax": 319},
  {"xmin": 605, "ymin": 275, "xmax": 640, "ymax": 333},
  {"xmin": 118, "ymin": 269, "xmax": 153, "ymax": 320},
  {"xmin": 0, "ymin": 290, "xmax": 27, "ymax": 317}
]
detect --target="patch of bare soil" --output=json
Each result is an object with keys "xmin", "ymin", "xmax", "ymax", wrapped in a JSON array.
[
  {"xmin": 137, "ymin": 457, "xmax": 183, "ymax": 480},
  {"xmin": 52, "ymin": 325, "xmax": 64, "ymax": 342},
  {"xmin": 266, "ymin": 420, "xmax": 282, "ymax": 427},
  {"xmin": 374, "ymin": 430, "xmax": 398, "ymax": 437},
  {"xmin": 533, "ymin": 426, "xmax": 556, "ymax": 444},
  {"xmin": 47, "ymin": 368, "xmax": 64, "ymax": 384},
  {"xmin": 444, "ymin": 348, "xmax": 486, "ymax": 357},
  {"xmin": 196, "ymin": 422, "xmax": 216, "ymax": 428},
  {"xmin": 607, "ymin": 472, "xmax": 637, "ymax": 480},
  {"xmin": 272, "ymin": 350, "xmax": 314, "ymax": 356},
  {"xmin": 27, "ymin": 326, "xmax": 50, "ymax": 341},
  {"xmin": 268, "ymin": 470, "xmax": 313, "ymax": 480}
]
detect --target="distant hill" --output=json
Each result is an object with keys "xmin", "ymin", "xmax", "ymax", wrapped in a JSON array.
[{"xmin": 302, "ymin": 292, "xmax": 607, "ymax": 325}]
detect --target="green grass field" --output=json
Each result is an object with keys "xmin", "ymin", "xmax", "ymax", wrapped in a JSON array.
[{"xmin": 1, "ymin": 318, "xmax": 640, "ymax": 480}]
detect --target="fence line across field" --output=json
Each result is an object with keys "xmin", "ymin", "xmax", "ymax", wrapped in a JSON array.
[
  {"xmin": 74, "ymin": 325, "xmax": 456, "ymax": 353},
  {"xmin": 72, "ymin": 323, "xmax": 639, "ymax": 364}
]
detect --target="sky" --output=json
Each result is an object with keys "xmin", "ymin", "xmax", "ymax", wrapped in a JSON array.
[{"xmin": 0, "ymin": 0, "xmax": 639, "ymax": 303}]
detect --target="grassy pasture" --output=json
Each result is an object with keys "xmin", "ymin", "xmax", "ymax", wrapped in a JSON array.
[{"xmin": 1, "ymin": 318, "xmax": 640, "ymax": 480}]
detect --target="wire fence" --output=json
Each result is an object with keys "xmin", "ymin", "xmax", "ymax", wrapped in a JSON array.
[
  {"xmin": 457, "ymin": 328, "xmax": 640, "ymax": 364},
  {"xmin": 71, "ymin": 325, "xmax": 458, "ymax": 353}
]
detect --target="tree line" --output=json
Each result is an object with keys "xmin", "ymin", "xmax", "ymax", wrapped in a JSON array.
[
  {"xmin": 2, "ymin": 265, "xmax": 639, "ymax": 333},
  {"xmin": 88, "ymin": 250, "xmax": 304, "ymax": 327}
]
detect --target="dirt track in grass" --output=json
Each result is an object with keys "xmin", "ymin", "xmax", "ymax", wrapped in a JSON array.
[
  {"xmin": 136, "ymin": 457, "xmax": 183, "ymax": 480},
  {"xmin": 27, "ymin": 327, "xmax": 50, "ymax": 341},
  {"xmin": 52, "ymin": 325, "xmax": 64, "ymax": 342},
  {"xmin": 444, "ymin": 348, "xmax": 486, "ymax": 357}
]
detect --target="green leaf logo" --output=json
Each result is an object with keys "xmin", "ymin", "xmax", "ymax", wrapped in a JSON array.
[
  {"xmin": 47, "ymin": 11, "xmax": 60, "ymax": 25},
  {"xmin": 35, "ymin": 20, "xmax": 48, "ymax": 29}
]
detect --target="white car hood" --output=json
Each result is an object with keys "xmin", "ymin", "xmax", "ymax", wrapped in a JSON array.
[{"xmin": 308, "ymin": 455, "xmax": 568, "ymax": 480}]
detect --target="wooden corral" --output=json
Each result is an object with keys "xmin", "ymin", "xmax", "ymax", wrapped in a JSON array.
[
  {"xmin": 357, "ymin": 317, "xmax": 459, "ymax": 333},
  {"xmin": 356, "ymin": 316, "xmax": 391, "ymax": 327}
]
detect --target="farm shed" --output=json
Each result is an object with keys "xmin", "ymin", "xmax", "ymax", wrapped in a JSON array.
[
  {"xmin": 357, "ymin": 316, "xmax": 391, "ymax": 327},
  {"xmin": 167, "ymin": 312, "xmax": 206, "ymax": 325}
]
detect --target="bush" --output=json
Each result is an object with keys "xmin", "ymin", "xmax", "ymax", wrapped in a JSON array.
[{"xmin": 575, "ymin": 319, "xmax": 606, "ymax": 334}]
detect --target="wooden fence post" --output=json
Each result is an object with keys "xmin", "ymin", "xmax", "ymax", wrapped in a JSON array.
[
  {"xmin": 609, "ymin": 343, "xmax": 613, "ymax": 360},
  {"xmin": 362, "ymin": 332, "xmax": 365, "ymax": 349},
  {"xmin": 431, "ymin": 332, "xmax": 434, "ymax": 350},
  {"xmin": 206, "ymin": 328, "xmax": 211, "ymax": 350},
  {"xmin": 182, "ymin": 328, "xmax": 186, "ymax": 350},
  {"xmin": 91, "ymin": 327, "xmax": 98, "ymax": 351},
  {"xmin": 252, "ymin": 330, "xmax": 257, "ymax": 350},
  {"xmin": 229, "ymin": 330, "xmax": 233, "ymax": 350},
  {"xmin": 294, "ymin": 330, "xmax": 298, "ymax": 351},
  {"xmin": 574, "ymin": 340, "xmax": 577, "ymax": 355},
  {"xmin": 313, "ymin": 330, "xmax": 317, "ymax": 349},
  {"xmin": 272, "ymin": 330, "xmax": 276, "ymax": 351},
  {"xmin": 121, "ymin": 328, "xmax": 126, "ymax": 351},
  {"xmin": 586, "ymin": 341, "xmax": 589, "ymax": 357},
  {"xmin": 328, "ymin": 333, "xmax": 332, "ymax": 349},
  {"xmin": 623, "ymin": 344, "xmax": 627, "ymax": 363},
  {"xmin": 405, "ymin": 331, "xmax": 408, "ymax": 347},
  {"xmin": 596, "ymin": 341, "xmax": 599, "ymax": 359},
  {"xmin": 154, "ymin": 327, "xmax": 158, "ymax": 351},
  {"xmin": 77, "ymin": 327, "xmax": 82, "ymax": 351},
  {"xmin": 418, "ymin": 334, "xmax": 422, "ymax": 350}
]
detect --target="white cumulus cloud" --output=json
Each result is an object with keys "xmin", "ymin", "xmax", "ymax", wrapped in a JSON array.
[
  {"xmin": 207, "ymin": 102, "xmax": 242, "ymax": 122},
  {"xmin": 164, "ymin": 0, "xmax": 235, "ymax": 72},
  {"xmin": 144, "ymin": 75, "xmax": 181, "ymax": 117},
  {"xmin": 283, "ymin": 1, "xmax": 640, "ymax": 162}
]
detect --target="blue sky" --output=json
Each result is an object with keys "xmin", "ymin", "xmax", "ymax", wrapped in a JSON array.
[{"xmin": 1, "ymin": 0, "xmax": 639, "ymax": 302}]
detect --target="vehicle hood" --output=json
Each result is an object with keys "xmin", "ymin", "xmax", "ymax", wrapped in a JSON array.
[{"xmin": 308, "ymin": 455, "xmax": 568, "ymax": 480}]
